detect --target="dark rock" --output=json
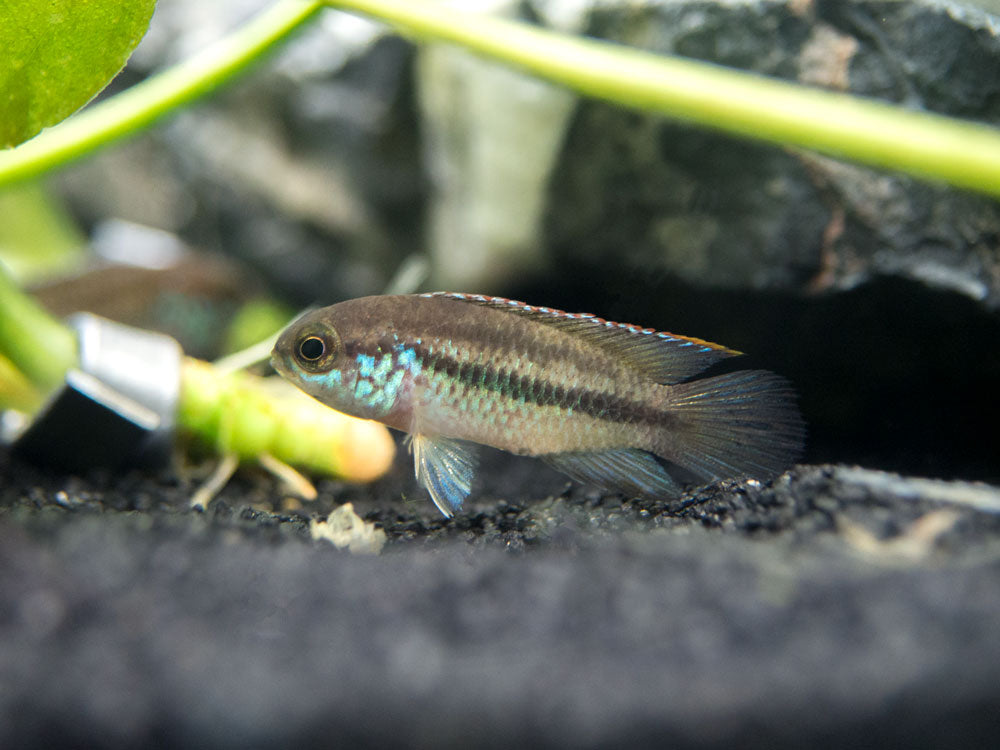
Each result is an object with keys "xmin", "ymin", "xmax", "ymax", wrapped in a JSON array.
[{"xmin": 543, "ymin": 0, "xmax": 1000, "ymax": 307}]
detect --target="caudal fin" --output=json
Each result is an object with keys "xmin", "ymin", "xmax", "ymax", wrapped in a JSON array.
[{"xmin": 661, "ymin": 370, "xmax": 805, "ymax": 482}]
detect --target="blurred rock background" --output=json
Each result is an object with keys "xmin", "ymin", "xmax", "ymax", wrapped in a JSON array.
[{"xmin": 50, "ymin": 0, "xmax": 1000, "ymax": 304}]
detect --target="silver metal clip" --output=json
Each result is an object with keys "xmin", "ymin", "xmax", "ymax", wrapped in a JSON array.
[{"xmin": 9, "ymin": 313, "xmax": 181, "ymax": 471}]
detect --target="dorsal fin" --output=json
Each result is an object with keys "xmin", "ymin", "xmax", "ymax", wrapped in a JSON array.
[{"xmin": 422, "ymin": 292, "xmax": 740, "ymax": 384}]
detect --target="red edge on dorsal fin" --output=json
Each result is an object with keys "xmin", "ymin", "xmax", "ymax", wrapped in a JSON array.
[{"xmin": 421, "ymin": 292, "xmax": 740, "ymax": 384}]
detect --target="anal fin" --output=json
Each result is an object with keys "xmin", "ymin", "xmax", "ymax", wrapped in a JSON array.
[
  {"xmin": 542, "ymin": 448, "xmax": 681, "ymax": 500},
  {"xmin": 411, "ymin": 433, "xmax": 477, "ymax": 517}
]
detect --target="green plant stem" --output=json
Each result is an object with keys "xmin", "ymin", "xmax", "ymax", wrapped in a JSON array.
[
  {"xmin": 0, "ymin": 0, "xmax": 323, "ymax": 188},
  {"xmin": 324, "ymin": 0, "xmax": 1000, "ymax": 198},
  {"xmin": 0, "ymin": 264, "xmax": 77, "ymax": 393}
]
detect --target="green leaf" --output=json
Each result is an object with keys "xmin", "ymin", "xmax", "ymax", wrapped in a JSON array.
[{"xmin": 0, "ymin": 0, "xmax": 156, "ymax": 148}]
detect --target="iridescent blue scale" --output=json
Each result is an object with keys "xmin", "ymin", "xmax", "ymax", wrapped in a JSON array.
[{"xmin": 347, "ymin": 345, "xmax": 420, "ymax": 416}]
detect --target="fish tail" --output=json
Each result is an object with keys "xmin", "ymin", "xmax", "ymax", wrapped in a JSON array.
[{"xmin": 655, "ymin": 371, "xmax": 805, "ymax": 482}]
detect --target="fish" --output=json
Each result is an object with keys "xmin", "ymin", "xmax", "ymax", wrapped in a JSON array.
[{"xmin": 271, "ymin": 292, "xmax": 805, "ymax": 517}]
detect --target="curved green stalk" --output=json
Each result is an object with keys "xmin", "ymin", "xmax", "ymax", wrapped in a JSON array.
[
  {"xmin": 0, "ymin": 0, "xmax": 323, "ymax": 187},
  {"xmin": 326, "ymin": 0, "xmax": 1000, "ymax": 198},
  {"xmin": 0, "ymin": 264, "xmax": 77, "ymax": 393}
]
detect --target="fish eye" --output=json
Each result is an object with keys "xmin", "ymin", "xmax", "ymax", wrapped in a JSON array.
[
  {"xmin": 291, "ymin": 325, "xmax": 340, "ymax": 371},
  {"xmin": 298, "ymin": 336, "xmax": 325, "ymax": 361}
]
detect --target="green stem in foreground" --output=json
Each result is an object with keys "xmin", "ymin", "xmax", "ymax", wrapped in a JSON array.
[
  {"xmin": 0, "ymin": 264, "xmax": 77, "ymax": 393},
  {"xmin": 1, "ymin": 0, "xmax": 999, "ymax": 198},
  {"xmin": 325, "ymin": 0, "xmax": 1000, "ymax": 198},
  {"xmin": 0, "ymin": 0, "xmax": 323, "ymax": 187}
]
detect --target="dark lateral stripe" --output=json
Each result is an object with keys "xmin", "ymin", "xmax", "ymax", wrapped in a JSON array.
[{"xmin": 415, "ymin": 343, "xmax": 663, "ymax": 425}]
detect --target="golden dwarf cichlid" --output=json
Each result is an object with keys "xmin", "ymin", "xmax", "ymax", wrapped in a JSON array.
[{"xmin": 271, "ymin": 292, "xmax": 805, "ymax": 517}]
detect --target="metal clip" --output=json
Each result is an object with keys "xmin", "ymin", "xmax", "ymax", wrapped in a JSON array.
[{"xmin": 9, "ymin": 314, "xmax": 181, "ymax": 471}]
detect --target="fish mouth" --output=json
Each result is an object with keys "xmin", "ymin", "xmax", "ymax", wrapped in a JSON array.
[
  {"xmin": 270, "ymin": 322, "xmax": 301, "ymax": 379},
  {"xmin": 270, "ymin": 346, "xmax": 291, "ymax": 379}
]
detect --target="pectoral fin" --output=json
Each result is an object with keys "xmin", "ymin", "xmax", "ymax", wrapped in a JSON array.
[
  {"xmin": 411, "ymin": 433, "xmax": 477, "ymax": 517},
  {"xmin": 542, "ymin": 448, "xmax": 681, "ymax": 499}
]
